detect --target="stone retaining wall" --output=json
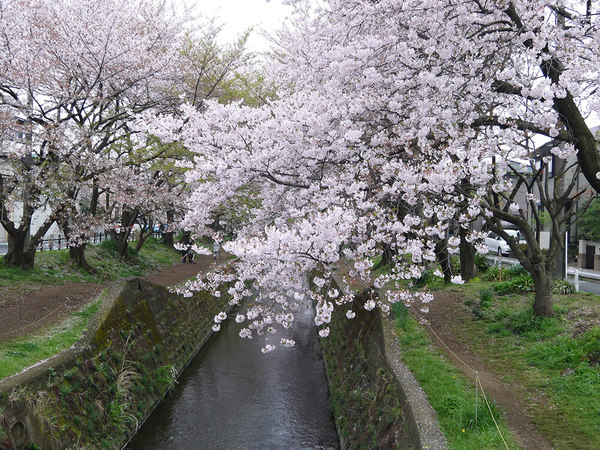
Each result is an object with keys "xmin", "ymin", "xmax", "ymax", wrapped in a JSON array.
[
  {"xmin": 320, "ymin": 276, "xmax": 446, "ymax": 449},
  {"xmin": 0, "ymin": 278, "xmax": 230, "ymax": 449}
]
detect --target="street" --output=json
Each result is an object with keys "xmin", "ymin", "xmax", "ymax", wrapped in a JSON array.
[{"xmin": 566, "ymin": 278, "xmax": 600, "ymax": 295}]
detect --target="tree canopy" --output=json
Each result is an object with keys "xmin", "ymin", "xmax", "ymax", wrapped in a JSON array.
[{"xmin": 143, "ymin": 0, "xmax": 600, "ymax": 346}]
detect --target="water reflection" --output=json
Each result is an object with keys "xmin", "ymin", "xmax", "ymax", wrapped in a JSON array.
[{"xmin": 127, "ymin": 303, "xmax": 339, "ymax": 449}]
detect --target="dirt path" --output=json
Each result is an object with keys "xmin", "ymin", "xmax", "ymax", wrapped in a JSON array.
[
  {"xmin": 0, "ymin": 258, "xmax": 554, "ymax": 448},
  {"xmin": 425, "ymin": 290, "xmax": 552, "ymax": 450},
  {"xmin": 0, "ymin": 254, "xmax": 222, "ymax": 343}
]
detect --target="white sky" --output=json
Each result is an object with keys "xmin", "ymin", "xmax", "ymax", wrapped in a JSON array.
[{"xmin": 182, "ymin": 0, "xmax": 294, "ymax": 52}]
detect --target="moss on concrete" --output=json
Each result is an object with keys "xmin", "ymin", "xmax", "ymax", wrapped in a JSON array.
[
  {"xmin": 0, "ymin": 278, "xmax": 231, "ymax": 449},
  {"xmin": 320, "ymin": 289, "xmax": 409, "ymax": 449},
  {"xmin": 318, "ymin": 276, "xmax": 445, "ymax": 449}
]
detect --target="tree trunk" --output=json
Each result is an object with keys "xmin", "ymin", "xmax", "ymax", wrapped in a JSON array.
[
  {"xmin": 374, "ymin": 243, "xmax": 394, "ymax": 271},
  {"xmin": 22, "ymin": 246, "xmax": 36, "ymax": 269},
  {"xmin": 135, "ymin": 227, "xmax": 154, "ymax": 253},
  {"xmin": 459, "ymin": 228, "xmax": 476, "ymax": 282},
  {"xmin": 163, "ymin": 230, "xmax": 174, "ymax": 247},
  {"xmin": 4, "ymin": 230, "xmax": 35, "ymax": 269},
  {"xmin": 61, "ymin": 218, "xmax": 95, "ymax": 271},
  {"xmin": 162, "ymin": 210, "xmax": 175, "ymax": 247},
  {"xmin": 116, "ymin": 230, "xmax": 131, "ymax": 257},
  {"xmin": 178, "ymin": 230, "xmax": 191, "ymax": 246},
  {"xmin": 135, "ymin": 236, "xmax": 145, "ymax": 254},
  {"xmin": 114, "ymin": 208, "xmax": 138, "ymax": 257},
  {"xmin": 435, "ymin": 239, "xmax": 453, "ymax": 284},
  {"xmin": 69, "ymin": 244, "xmax": 95, "ymax": 272},
  {"xmin": 532, "ymin": 267, "xmax": 554, "ymax": 317}
]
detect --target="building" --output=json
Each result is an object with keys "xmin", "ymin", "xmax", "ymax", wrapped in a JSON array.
[{"xmin": 530, "ymin": 127, "xmax": 599, "ymax": 268}]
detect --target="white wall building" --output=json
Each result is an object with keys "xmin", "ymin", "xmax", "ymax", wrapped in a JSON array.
[{"xmin": 0, "ymin": 122, "xmax": 62, "ymax": 246}]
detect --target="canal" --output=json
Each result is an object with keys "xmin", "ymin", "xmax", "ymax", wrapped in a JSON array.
[{"xmin": 127, "ymin": 302, "xmax": 339, "ymax": 449}]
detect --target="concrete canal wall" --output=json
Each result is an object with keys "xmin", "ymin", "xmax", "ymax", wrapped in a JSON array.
[
  {"xmin": 0, "ymin": 278, "xmax": 231, "ymax": 449},
  {"xmin": 1, "ymin": 273, "xmax": 445, "ymax": 449},
  {"xmin": 320, "ymin": 276, "xmax": 446, "ymax": 449}
]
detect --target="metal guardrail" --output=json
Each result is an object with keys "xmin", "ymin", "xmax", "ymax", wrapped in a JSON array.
[
  {"xmin": 566, "ymin": 268, "xmax": 600, "ymax": 280},
  {"xmin": 33, "ymin": 230, "xmax": 163, "ymax": 252},
  {"xmin": 37, "ymin": 231, "xmax": 122, "ymax": 251},
  {"xmin": 0, "ymin": 230, "xmax": 164, "ymax": 255},
  {"xmin": 567, "ymin": 268, "xmax": 600, "ymax": 292}
]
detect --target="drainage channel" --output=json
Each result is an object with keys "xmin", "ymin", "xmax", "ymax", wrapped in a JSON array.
[{"xmin": 126, "ymin": 302, "xmax": 339, "ymax": 449}]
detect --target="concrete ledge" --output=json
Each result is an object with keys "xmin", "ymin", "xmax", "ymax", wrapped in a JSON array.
[
  {"xmin": 380, "ymin": 312, "xmax": 446, "ymax": 449},
  {"xmin": 331, "ymin": 274, "xmax": 446, "ymax": 449}
]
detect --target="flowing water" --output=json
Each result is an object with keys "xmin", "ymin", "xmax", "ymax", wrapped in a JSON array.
[{"xmin": 127, "ymin": 303, "xmax": 339, "ymax": 449}]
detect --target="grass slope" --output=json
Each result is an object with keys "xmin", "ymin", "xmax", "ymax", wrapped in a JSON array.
[
  {"xmin": 455, "ymin": 279, "xmax": 600, "ymax": 449},
  {"xmin": 393, "ymin": 302, "xmax": 519, "ymax": 449},
  {"xmin": 0, "ymin": 238, "xmax": 181, "ymax": 380}
]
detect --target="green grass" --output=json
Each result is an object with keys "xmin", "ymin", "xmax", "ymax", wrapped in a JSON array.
[
  {"xmin": 442, "ymin": 278, "xmax": 600, "ymax": 449},
  {"xmin": 0, "ymin": 237, "xmax": 180, "ymax": 287},
  {"xmin": 392, "ymin": 302, "xmax": 519, "ymax": 449},
  {"xmin": 0, "ymin": 238, "xmax": 182, "ymax": 380},
  {"xmin": 412, "ymin": 269, "xmax": 446, "ymax": 290},
  {"xmin": 0, "ymin": 298, "xmax": 102, "ymax": 379}
]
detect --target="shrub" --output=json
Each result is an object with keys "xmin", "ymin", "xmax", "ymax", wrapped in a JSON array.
[
  {"xmin": 479, "ymin": 289, "xmax": 494, "ymax": 309},
  {"xmin": 98, "ymin": 238, "xmax": 136, "ymax": 257},
  {"xmin": 550, "ymin": 278, "xmax": 576, "ymax": 295},
  {"xmin": 99, "ymin": 239, "xmax": 118, "ymax": 256},
  {"xmin": 511, "ymin": 274, "xmax": 534, "ymax": 292},
  {"xmin": 502, "ymin": 264, "xmax": 528, "ymax": 280},
  {"xmin": 472, "ymin": 307, "xmax": 486, "ymax": 320},
  {"xmin": 505, "ymin": 308, "xmax": 559, "ymax": 336},
  {"xmin": 475, "ymin": 254, "xmax": 491, "ymax": 274},
  {"xmin": 451, "ymin": 255, "xmax": 460, "ymax": 272},
  {"xmin": 413, "ymin": 269, "xmax": 444, "ymax": 289},
  {"xmin": 483, "ymin": 264, "xmax": 530, "ymax": 282},
  {"xmin": 482, "ymin": 266, "xmax": 500, "ymax": 281},
  {"xmin": 493, "ymin": 274, "xmax": 534, "ymax": 294},
  {"xmin": 413, "ymin": 269, "xmax": 434, "ymax": 288}
]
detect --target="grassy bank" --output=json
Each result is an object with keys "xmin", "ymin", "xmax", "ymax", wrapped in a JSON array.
[
  {"xmin": 0, "ymin": 237, "xmax": 180, "ymax": 288},
  {"xmin": 0, "ymin": 280, "xmax": 232, "ymax": 449},
  {"xmin": 0, "ymin": 238, "xmax": 181, "ymax": 381},
  {"xmin": 395, "ymin": 256, "xmax": 600, "ymax": 449},
  {"xmin": 450, "ymin": 279, "xmax": 600, "ymax": 449},
  {"xmin": 392, "ymin": 302, "xmax": 519, "ymax": 449},
  {"xmin": 0, "ymin": 299, "xmax": 103, "ymax": 380}
]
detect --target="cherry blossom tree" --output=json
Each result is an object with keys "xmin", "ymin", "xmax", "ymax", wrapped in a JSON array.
[
  {"xmin": 180, "ymin": 22, "xmax": 252, "ymax": 108},
  {"xmin": 477, "ymin": 151, "xmax": 588, "ymax": 316},
  {"xmin": 279, "ymin": 0, "xmax": 600, "ymax": 319},
  {"xmin": 0, "ymin": 0, "xmax": 188, "ymax": 269},
  {"xmin": 142, "ymin": 0, "xmax": 600, "ymax": 349},
  {"xmin": 144, "ymin": 2, "xmax": 478, "ymax": 349}
]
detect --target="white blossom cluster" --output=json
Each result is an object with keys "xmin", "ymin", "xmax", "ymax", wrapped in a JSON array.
[{"xmin": 143, "ymin": 0, "xmax": 600, "ymax": 347}]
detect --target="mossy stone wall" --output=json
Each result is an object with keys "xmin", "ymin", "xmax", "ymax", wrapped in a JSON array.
[
  {"xmin": 0, "ymin": 278, "xmax": 230, "ymax": 449},
  {"xmin": 320, "ymin": 277, "xmax": 446, "ymax": 449}
]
